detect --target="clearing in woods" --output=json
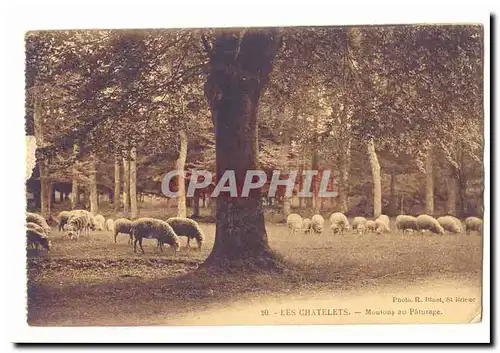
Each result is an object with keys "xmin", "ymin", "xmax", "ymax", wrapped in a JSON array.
[{"xmin": 27, "ymin": 221, "xmax": 482, "ymax": 326}]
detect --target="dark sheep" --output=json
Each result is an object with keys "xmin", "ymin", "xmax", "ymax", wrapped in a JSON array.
[
  {"xmin": 166, "ymin": 217, "xmax": 205, "ymax": 250},
  {"xmin": 131, "ymin": 218, "xmax": 180, "ymax": 254}
]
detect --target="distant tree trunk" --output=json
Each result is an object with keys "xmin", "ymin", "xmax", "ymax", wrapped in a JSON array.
[
  {"xmin": 311, "ymin": 149, "xmax": 320, "ymax": 213},
  {"xmin": 202, "ymin": 30, "xmax": 280, "ymax": 269},
  {"xmin": 447, "ymin": 174, "xmax": 458, "ymax": 216},
  {"xmin": 114, "ymin": 157, "xmax": 120, "ymax": 212},
  {"xmin": 89, "ymin": 156, "xmax": 98, "ymax": 216},
  {"xmin": 123, "ymin": 152, "xmax": 130, "ymax": 215},
  {"xmin": 71, "ymin": 144, "xmax": 79, "ymax": 209},
  {"xmin": 192, "ymin": 191, "xmax": 200, "ymax": 218},
  {"xmin": 176, "ymin": 130, "xmax": 188, "ymax": 218},
  {"xmin": 424, "ymin": 146, "xmax": 434, "ymax": 215},
  {"xmin": 337, "ymin": 108, "xmax": 351, "ymax": 214},
  {"xmin": 458, "ymin": 148, "xmax": 467, "ymax": 217},
  {"xmin": 389, "ymin": 169, "xmax": 397, "ymax": 216},
  {"xmin": 130, "ymin": 147, "xmax": 138, "ymax": 219},
  {"xmin": 367, "ymin": 138, "xmax": 381, "ymax": 218},
  {"xmin": 58, "ymin": 191, "xmax": 63, "ymax": 203},
  {"xmin": 33, "ymin": 95, "xmax": 51, "ymax": 219}
]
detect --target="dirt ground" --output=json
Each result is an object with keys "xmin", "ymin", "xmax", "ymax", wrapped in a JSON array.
[{"xmin": 26, "ymin": 221, "xmax": 483, "ymax": 326}]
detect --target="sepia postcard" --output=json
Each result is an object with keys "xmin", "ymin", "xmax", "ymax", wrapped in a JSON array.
[{"xmin": 6, "ymin": 2, "xmax": 491, "ymax": 344}]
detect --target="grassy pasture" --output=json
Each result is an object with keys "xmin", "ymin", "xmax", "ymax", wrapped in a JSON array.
[{"xmin": 27, "ymin": 219, "xmax": 482, "ymax": 326}]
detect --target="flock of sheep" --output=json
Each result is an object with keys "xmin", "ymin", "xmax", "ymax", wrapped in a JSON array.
[
  {"xmin": 25, "ymin": 210, "xmax": 205, "ymax": 254},
  {"xmin": 25, "ymin": 209, "xmax": 484, "ymax": 255},
  {"xmin": 287, "ymin": 212, "xmax": 483, "ymax": 236}
]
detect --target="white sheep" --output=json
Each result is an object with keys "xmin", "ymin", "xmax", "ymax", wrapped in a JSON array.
[
  {"xmin": 166, "ymin": 217, "xmax": 205, "ymax": 250},
  {"xmin": 131, "ymin": 218, "xmax": 180, "ymax": 254},
  {"xmin": 114, "ymin": 218, "xmax": 134, "ymax": 244},
  {"xmin": 376, "ymin": 214, "xmax": 390, "ymax": 232},
  {"xmin": 287, "ymin": 213, "xmax": 303, "ymax": 236},
  {"xmin": 311, "ymin": 214, "xmax": 325, "ymax": 234},
  {"xmin": 465, "ymin": 217, "xmax": 483, "ymax": 235},
  {"xmin": 302, "ymin": 218, "xmax": 312, "ymax": 233},
  {"xmin": 105, "ymin": 218, "xmax": 115, "ymax": 232},
  {"xmin": 352, "ymin": 216, "xmax": 367, "ymax": 235},
  {"xmin": 437, "ymin": 216, "xmax": 462, "ymax": 234},
  {"xmin": 395, "ymin": 215, "xmax": 419, "ymax": 234},
  {"xmin": 416, "ymin": 214, "xmax": 445, "ymax": 235},
  {"xmin": 329, "ymin": 212, "xmax": 349, "ymax": 235},
  {"xmin": 93, "ymin": 214, "xmax": 105, "ymax": 231},
  {"xmin": 26, "ymin": 212, "xmax": 51, "ymax": 235}
]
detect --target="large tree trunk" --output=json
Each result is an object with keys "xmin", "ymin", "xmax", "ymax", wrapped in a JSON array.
[
  {"xmin": 201, "ymin": 30, "xmax": 280, "ymax": 269},
  {"xmin": 424, "ymin": 146, "xmax": 434, "ymax": 215},
  {"xmin": 123, "ymin": 152, "xmax": 130, "ymax": 216},
  {"xmin": 114, "ymin": 157, "xmax": 120, "ymax": 212},
  {"xmin": 367, "ymin": 138, "xmax": 381, "ymax": 218},
  {"xmin": 89, "ymin": 156, "xmax": 98, "ymax": 216},
  {"xmin": 130, "ymin": 147, "xmax": 138, "ymax": 219},
  {"xmin": 176, "ymin": 130, "xmax": 188, "ymax": 218}
]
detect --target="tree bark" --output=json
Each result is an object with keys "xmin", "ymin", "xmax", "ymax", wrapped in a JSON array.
[
  {"xmin": 71, "ymin": 144, "xmax": 79, "ymax": 209},
  {"xmin": 389, "ymin": 169, "xmax": 397, "ymax": 216},
  {"xmin": 424, "ymin": 146, "xmax": 434, "ymax": 215},
  {"xmin": 192, "ymin": 191, "xmax": 200, "ymax": 218},
  {"xmin": 458, "ymin": 148, "xmax": 467, "ymax": 217},
  {"xmin": 114, "ymin": 156, "xmax": 120, "ymax": 212},
  {"xmin": 176, "ymin": 129, "xmax": 188, "ymax": 218},
  {"xmin": 367, "ymin": 138, "xmax": 381, "ymax": 218},
  {"xmin": 130, "ymin": 147, "xmax": 138, "ymax": 219},
  {"xmin": 447, "ymin": 173, "xmax": 458, "ymax": 216},
  {"xmin": 123, "ymin": 152, "xmax": 130, "ymax": 215},
  {"xmin": 201, "ymin": 30, "xmax": 281, "ymax": 270},
  {"xmin": 33, "ymin": 95, "xmax": 51, "ymax": 219},
  {"xmin": 89, "ymin": 156, "xmax": 98, "ymax": 216}
]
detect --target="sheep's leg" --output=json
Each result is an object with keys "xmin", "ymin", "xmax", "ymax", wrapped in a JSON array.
[
  {"xmin": 134, "ymin": 237, "xmax": 138, "ymax": 253},
  {"xmin": 187, "ymin": 237, "xmax": 191, "ymax": 249},
  {"xmin": 114, "ymin": 231, "xmax": 118, "ymax": 243},
  {"xmin": 139, "ymin": 238, "xmax": 145, "ymax": 254}
]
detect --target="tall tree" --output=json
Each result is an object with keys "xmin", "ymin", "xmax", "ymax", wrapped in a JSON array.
[
  {"xmin": 130, "ymin": 147, "xmax": 138, "ymax": 218},
  {"xmin": 202, "ymin": 29, "xmax": 281, "ymax": 269}
]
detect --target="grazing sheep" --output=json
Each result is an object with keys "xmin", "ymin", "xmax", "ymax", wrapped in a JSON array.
[
  {"xmin": 352, "ymin": 217, "xmax": 367, "ymax": 233},
  {"xmin": 287, "ymin": 213, "xmax": 303, "ymax": 236},
  {"xmin": 113, "ymin": 218, "xmax": 135, "ymax": 244},
  {"xmin": 302, "ymin": 218, "xmax": 312, "ymax": 233},
  {"xmin": 365, "ymin": 220, "xmax": 377, "ymax": 233},
  {"xmin": 56, "ymin": 211, "xmax": 71, "ymax": 231},
  {"xmin": 26, "ymin": 212, "xmax": 51, "ymax": 235},
  {"xmin": 465, "ymin": 217, "xmax": 483, "ymax": 235},
  {"xmin": 311, "ymin": 214, "xmax": 325, "ymax": 234},
  {"xmin": 376, "ymin": 215, "xmax": 390, "ymax": 231},
  {"xmin": 131, "ymin": 218, "xmax": 180, "ymax": 254},
  {"xmin": 65, "ymin": 210, "xmax": 94, "ymax": 240},
  {"xmin": 375, "ymin": 219, "xmax": 390, "ymax": 234},
  {"xmin": 26, "ymin": 222, "xmax": 51, "ymax": 251},
  {"xmin": 329, "ymin": 212, "xmax": 349, "ymax": 235},
  {"xmin": 93, "ymin": 214, "xmax": 105, "ymax": 231},
  {"xmin": 166, "ymin": 217, "xmax": 205, "ymax": 250},
  {"xmin": 416, "ymin": 214, "xmax": 445, "ymax": 235},
  {"xmin": 437, "ymin": 216, "xmax": 462, "ymax": 234},
  {"xmin": 105, "ymin": 219, "xmax": 115, "ymax": 232},
  {"xmin": 395, "ymin": 215, "xmax": 419, "ymax": 233}
]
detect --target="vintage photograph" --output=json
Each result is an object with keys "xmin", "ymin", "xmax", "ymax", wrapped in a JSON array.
[{"xmin": 24, "ymin": 24, "xmax": 484, "ymax": 327}]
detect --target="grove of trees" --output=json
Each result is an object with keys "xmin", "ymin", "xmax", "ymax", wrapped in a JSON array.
[{"xmin": 25, "ymin": 25, "xmax": 484, "ymax": 269}]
